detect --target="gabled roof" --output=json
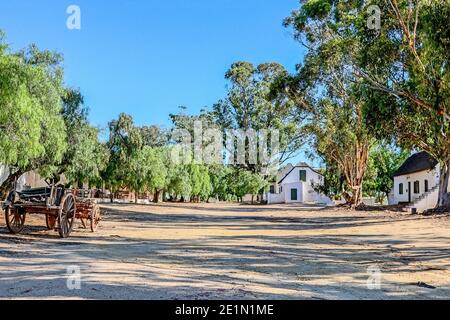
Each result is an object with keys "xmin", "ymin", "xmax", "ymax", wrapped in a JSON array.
[
  {"xmin": 393, "ymin": 152, "xmax": 438, "ymax": 177},
  {"xmin": 278, "ymin": 163, "xmax": 323, "ymax": 184}
]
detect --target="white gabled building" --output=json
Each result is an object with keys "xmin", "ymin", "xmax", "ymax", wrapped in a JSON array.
[
  {"xmin": 267, "ymin": 162, "xmax": 333, "ymax": 205},
  {"xmin": 389, "ymin": 152, "xmax": 443, "ymax": 213}
]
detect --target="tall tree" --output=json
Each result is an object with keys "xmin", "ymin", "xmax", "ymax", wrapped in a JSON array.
[
  {"xmin": 104, "ymin": 113, "xmax": 143, "ymax": 201},
  {"xmin": 59, "ymin": 88, "xmax": 109, "ymax": 185},
  {"xmin": 305, "ymin": 97, "xmax": 374, "ymax": 206},
  {"xmin": 285, "ymin": 0, "xmax": 449, "ymax": 206},
  {"xmin": 211, "ymin": 62, "xmax": 305, "ymax": 172},
  {"xmin": 281, "ymin": 6, "xmax": 377, "ymax": 206},
  {"xmin": 144, "ymin": 147, "xmax": 168, "ymax": 203},
  {"xmin": 0, "ymin": 41, "xmax": 67, "ymax": 197}
]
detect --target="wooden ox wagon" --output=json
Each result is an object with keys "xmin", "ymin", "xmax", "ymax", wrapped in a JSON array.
[{"xmin": 2, "ymin": 184, "xmax": 101, "ymax": 238}]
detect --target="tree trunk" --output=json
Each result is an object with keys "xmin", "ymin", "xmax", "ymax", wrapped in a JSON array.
[
  {"xmin": 340, "ymin": 141, "xmax": 369, "ymax": 208},
  {"xmin": 350, "ymin": 186, "xmax": 363, "ymax": 207},
  {"xmin": 153, "ymin": 190, "xmax": 161, "ymax": 203},
  {"xmin": 437, "ymin": 160, "xmax": 450, "ymax": 207},
  {"xmin": 135, "ymin": 191, "xmax": 138, "ymax": 204},
  {"xmin": 0, "ymin": 170, "xmax": 24, "ymax": 200}
]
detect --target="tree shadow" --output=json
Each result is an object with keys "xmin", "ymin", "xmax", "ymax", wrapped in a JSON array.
[{"xmin": 0, "ymin": 204, "xmax": 449, "ymax": 300}]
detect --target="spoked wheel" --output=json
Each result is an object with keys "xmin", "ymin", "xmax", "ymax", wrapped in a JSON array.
[
  {"xmin": 58, "ymin": 193, "xmax": 76, "ymax": 238},
  {"xmin": 45, "ymin": 214, "xmax": 57, "ymax": 230},
  {"xmin": 5, "ymin": 206, "xmax": 26, "ymax": 234},
  {"xmin": 90, "ymin": 204, "xmax": 101, "ymax": 232}
]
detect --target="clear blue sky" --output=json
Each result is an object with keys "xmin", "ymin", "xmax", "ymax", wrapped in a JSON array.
[{"xmin": 1, "ymin": 0, "xmax": 313, "ymax": 164}]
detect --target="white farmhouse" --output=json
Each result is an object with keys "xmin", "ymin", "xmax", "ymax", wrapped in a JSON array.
[
  {"xmin": 267, "ymin": 162, "xmax": 333, "ymax": 205},
  {"xmin": 389, "ymin": 152, "xmax": 442, "ymax": 213}
]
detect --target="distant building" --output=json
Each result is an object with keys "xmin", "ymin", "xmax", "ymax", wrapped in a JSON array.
[
  {"xmin": 389, "ymin": 152, "xmax": 443, "ymax": 213},
  {"xmin": 266, "ymin": 162, "xmax": 333, "ymax": 205},
  {"xmin": 0, "ymin": 165, "xmax": 68, "ymax": 192}
]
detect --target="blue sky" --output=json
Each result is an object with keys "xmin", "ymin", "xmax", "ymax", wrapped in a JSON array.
[{"xmin": 1, "ymin": 0, "xmax": 312, "ymax": 164}]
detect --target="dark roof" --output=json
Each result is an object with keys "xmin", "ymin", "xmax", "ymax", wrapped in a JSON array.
[
  {"xmin": 393, "ymin": 152, "xmax": 438, "ymax": 177},
  {"xmin": 278, "ymin": 164, "xmax": 323, "ymax": 184}
]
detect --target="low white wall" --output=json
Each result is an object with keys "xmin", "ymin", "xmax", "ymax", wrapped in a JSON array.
[{"xmin": 267, "ymin": 192, "xmax": 285, "ymax": 204}]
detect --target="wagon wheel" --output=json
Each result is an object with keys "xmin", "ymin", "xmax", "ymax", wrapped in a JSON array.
[
  {"xmin": 58, "ymin": 193, "xmax": 76, "ymax": 238},
  {"xmin": 90, "ymin": 204, "xmax": 101, "ymax": 232},
  {"xmin": 5, "ymin": 206, "xmax": 26, "ymax": 234},
  {"xmin": 45, "ymin": 214, "xmax": 57, "ymax": 230}
]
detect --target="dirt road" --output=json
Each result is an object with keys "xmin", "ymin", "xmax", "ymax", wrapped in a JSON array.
[{"xmin": 0, "ymin": 203, "xmax": 449, "ymax": 299}]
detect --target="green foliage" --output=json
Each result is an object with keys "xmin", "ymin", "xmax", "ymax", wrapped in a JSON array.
[
  {"xmin": 140, "ymin": 125, "xmax": 169, "ymax": 147},
  {"xmin": 282, "ymin": 2, "xmax": 377, "ymax": 205},
  {"xmin": 208, "ymin": 165, "xmax": 234, "ymax": 200},
  {"xmin": 363, "ymin": 144, "xmax": 410, "ymax": 202},
  {"xmin": 211, "ymin": 61, "xmax": 305, "ymax": 170},
  {"xmin": 104, "ymin": 113, "xmax": 143, "ymax": 192},
  {"xmin": 168, "ymin": 165, "xmax": 192, "ymax": 199},
  {"xmin": 189, "ymin": 164, "xmax": 212, "ymax": 201},
  {"xmin": 0, "ymin": 41, "xmax": 67, "ymax": 181},
  {"xmin": 60, "ymin": 88, "xmax": 108, "ymax": 184},
  {"xmin": 285, "ymin": 0, "xmax": 449, "ymax": 206},
  {"xmin": 314, "ymin": 164, "xmax": 344, "ymax": 200},
  {"xmin": 144, "ymin": 147, "xmax": 168, "ymax": 193}
]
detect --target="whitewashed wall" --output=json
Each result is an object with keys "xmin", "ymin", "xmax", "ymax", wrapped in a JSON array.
[
  {"xmin": 267, "ymin": 166, "xmax": 332, "ymax": 205},
  {"xmin": 0, "ymin": 166, "xmax": 39, "ymax": 191},
  {"xmin": 267, "ymin": 192, "xmax": 285, "ymax": 204},
  {"xmin": 282, "ymin": 167, "xmax": 323, "ymax": 202},
  {"xmin": 393, "ymin": 166, "xmax": 439, "ymax": 204},
  {"xmin": 0, "ymin": 165, "xmax": 9, "ymax": 185}
]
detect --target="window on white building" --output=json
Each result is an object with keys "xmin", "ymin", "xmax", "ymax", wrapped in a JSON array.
[
  {"xmin": 299, "ymin": 170, "xmax": 307, "ymax": 182},
  {"xmin": 414, "ymin": 181, "xmax": 420, "ymax": 194}
]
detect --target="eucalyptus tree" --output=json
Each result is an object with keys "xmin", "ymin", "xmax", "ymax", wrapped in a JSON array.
[
  {"xmin": 284, "ymin": 0, "xmax": 449, "ymax": 206},
  {"xmin": 280, "ymin": 12, "xmax": 377, "ymax": 205},
  {"xmin": 211, "ymin": 62, "xmax": 305, "ymax": 174},
  {"xmin": 140, "ymin": 125, "xmax": 169, "ymax": 148}
]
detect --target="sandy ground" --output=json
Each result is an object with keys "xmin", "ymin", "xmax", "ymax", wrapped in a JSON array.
[{"xmin": 0, "ymin": 202, "xmax": 449, "ymax": 300}]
